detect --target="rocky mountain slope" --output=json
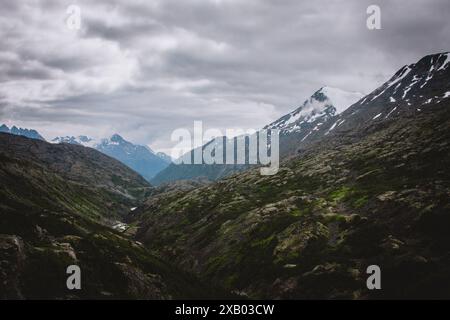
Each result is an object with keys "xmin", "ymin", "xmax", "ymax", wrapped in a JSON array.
[
  {"xmin": 0, "ymin": 133, "xmax": 150, "ymax": 220},
  {"xmin": 52, "ymin": 134, "xmax": 171, "ymax": 181},
  {"xmin": 0, "ymin": 133, "xmax": 220, "ymax": 299},
  {"xmin": 130, "ymin": 52, "xmax": 450, "ymax": 299}
]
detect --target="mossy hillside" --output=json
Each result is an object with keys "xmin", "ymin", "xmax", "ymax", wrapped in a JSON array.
[
  {"xmin": 133, "ymin": 105, "xmax": 450, "ymax": 299},
  {"xmin": 0, "ymin": 134, "xmax": 225, "ymax": 299}
]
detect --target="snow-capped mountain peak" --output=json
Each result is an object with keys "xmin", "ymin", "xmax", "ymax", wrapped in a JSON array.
[
  {"xmin": 100, "ymin": 134, "xmax": 158, "ymax": 155},
  {"xmin": 51, "ymin": 135, "xmax": 97, "ymax": 148},
  {"xmin": 266, "ymin": 86, "xmax": 364, "ymax": 133},
  {"xmin": 0, "ymin": 124, "xmax": 46, "ymax": 141}
]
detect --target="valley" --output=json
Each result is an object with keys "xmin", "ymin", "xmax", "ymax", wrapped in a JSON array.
[
  {"xmin": 1, "ymin": 52, "xmax": 449, "ymax": 300},
  {"xmin": 0, "ymin": 133, "xmax": 225, "ymax": 299}
]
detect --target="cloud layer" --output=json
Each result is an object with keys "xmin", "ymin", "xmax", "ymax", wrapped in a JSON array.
[{"xmin": 1, "ymin": 0, "xmax": 449, "ymax": 151}]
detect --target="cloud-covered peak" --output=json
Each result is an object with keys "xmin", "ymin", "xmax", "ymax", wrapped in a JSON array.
[{"xmin": 318, "ymin": 86, "xmax": 365, "ymax": 114}]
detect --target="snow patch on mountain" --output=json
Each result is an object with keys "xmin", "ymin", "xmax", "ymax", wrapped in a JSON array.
[
  {"xmin": 51, "ymin": 135, "xmax": 97, "ymax": 148},
  {"xmin": 385, "ymin": 107, "xmax": 397, "ymax": 118},
  {"xmin": 437, "ymin": 53, "xmax": 450, "ymax": 71},
  {"xmin": 373, "ymin": 113, "xmax": 382, "ymax": 120},
  {"xmin": 371, "ymin": 65, "xmax": 411, "ymax": 101},
  {"xmin": 325, "ymin": 118, "xmax": 346, "ymax": 136}
]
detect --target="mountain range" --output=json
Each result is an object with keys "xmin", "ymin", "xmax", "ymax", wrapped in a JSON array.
[
  {"xmin": 151, "ymin": 86, "xmax": 364, "ymax": 185},
  {"xmin": 0, "ymin": 125, "xmax": 46, "ymax": 141},
  {"xmin": 1, "ymin": 51, "xmax": 449, "ymax": 299},
  {"xmin": 152, "ymin": 53, "xmax": 450, "ymax": 186},
  {"xmin": 2, "ymin": 86, "xmax": 365, "ymax": 187},
  {"xmin": 0, "ymin": 128, "xmax": 172, "ymax": 182}
]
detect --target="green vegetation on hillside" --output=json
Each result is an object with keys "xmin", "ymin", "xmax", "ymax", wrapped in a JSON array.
[{"xmin": 132, "ymin": 104, "xmax": 450, "ymax": 299}]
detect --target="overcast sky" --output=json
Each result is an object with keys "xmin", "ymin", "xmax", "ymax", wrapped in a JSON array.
[{"xmin": 0, "ymin": 0, "xmax": 449, "ymax": 152}]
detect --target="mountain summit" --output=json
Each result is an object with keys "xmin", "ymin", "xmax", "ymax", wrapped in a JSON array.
[{"xmin": 266, "ymin": 86, "xmax": 364, "ymax": 134}]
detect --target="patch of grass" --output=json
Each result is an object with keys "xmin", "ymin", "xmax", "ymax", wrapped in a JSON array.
[
  {"xmin": 290, "ymin": 209, "xmax": 304, "ymax": 217},
  {"xmin": 329, "ymin": 186, "xmax": 352, "ymax": 202},
  {"xmin": 323, "ymin": 213, "xmax": 347, "ymax": 224}
]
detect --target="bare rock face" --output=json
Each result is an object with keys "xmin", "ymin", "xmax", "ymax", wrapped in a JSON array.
[{"xmin": 0, "ymin": 235, "xmax": 26, "ymax": 299}]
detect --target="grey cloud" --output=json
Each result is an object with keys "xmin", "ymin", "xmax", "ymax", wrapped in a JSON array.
[
  {"xmin": 84, "ymin": 17, "xmax": 162, "ymax": 43},
  {"xmin": 0, "ymin": 0, "xmax": 449, "ymax": 151}
]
